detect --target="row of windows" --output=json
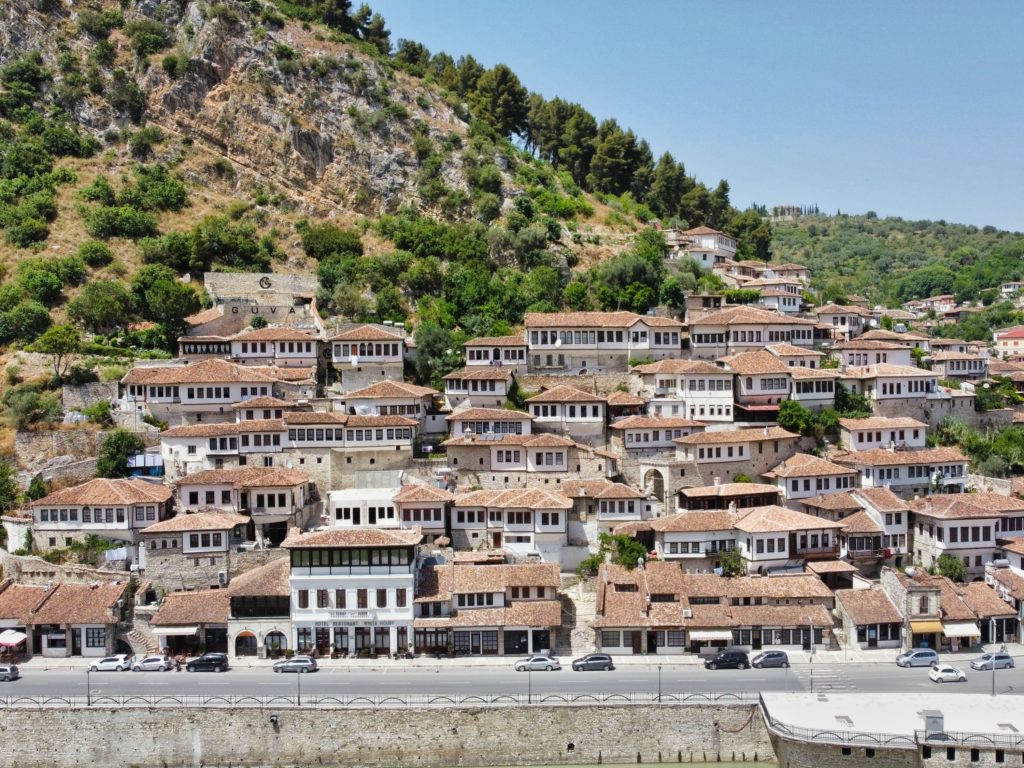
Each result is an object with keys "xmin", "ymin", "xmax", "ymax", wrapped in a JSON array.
[
  {"xmin": 531, "ymin": 404, "xmax": 602, "ymax": 418},
  {"xmin": 38, "ymin": 507, "xmax": 149, "ymax": 523},
  {"xmin": 788, "ymin": 476, "xmax": 854, "ymax": 493},
  {"xmin": 290, "ymin": 547, "xmax": 412, "ymax": 567},
  {"xmin": 460, "ymin": 421, "xmax": 524, "ymax": 435},
  {"xmin": 495, "ymin": 450, "xmax": 522, "ymax": 464},
  {"xmin": 373, "ymin": 404, "xmax": 422, "ymax": 416},
  {"xmin": 335, "ymin": 343, "xmax": 400, "ymax": 358},
  {"xmin": 535, "ymin": 452, "xmax": 565, "ymax": 466},
  {"xmin": 335, "ymin": 506, "xmax": 395, "ymax": 521},
  {"xmin": 685, "ymin": 379, "xmax": 733, "ymax": 391},
  {"xmin": 697, "ymin": 445, "xmax": 745, "ymax": 460},
  {"xmin": 297, "ymin": 587, "xmax": 408, "ymax": 609},
  {"xmin": 845, "ymin": 353, "xmax": 892, "ymax": 366},
  {"xmin": 530, "ymin": 330, "xmax": 625, "ymax": 345},
  {"xmin": 599, "ymin": 500, "xmax": 637, "ymax": 514},
  {"xmin": 880, "ymin": 380, "xmax": 935, "ymax": 395},
  {"xmin": 446, "ymin": 379, "xmax": 499, "ymax": 392},
  {"xmin": 188, "ymin": 532, "xmax": 224, "ymax": 548},
  {"xmin": 932, "ymin": 525, "xmax": 992, "ymax": 544},
  {"xmin": 239, "ymin": 341, "xmax": 313, "ymax": 354},
  {"xmin": 794, "ymin": 380, "xmax": 835, "ymax": 394},
  {"xmin": 624, "ymin": 429, "xmax": 689, "ymax": 443},
  {"xmin": 757, "ymin": 377, "xmax": 789, "ymax": 390},
  {"xmin": 854, "ymin": 429, "xmax": 921, "ymax": 444},
  {"xmin": 466, "ymin": 348, "xmax": 525, "ymax": 362}
]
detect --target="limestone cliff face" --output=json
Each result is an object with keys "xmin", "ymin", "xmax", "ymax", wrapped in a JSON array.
[{"xmin": 1, "ymin": 0, "xmax": 482, "ymax": 216}]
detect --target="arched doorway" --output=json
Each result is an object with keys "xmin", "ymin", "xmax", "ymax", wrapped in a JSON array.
[
  {"xmin": 643, "ymin": 469, "xmax": 666, "ymax": 504},
  {"xmin": 264, "ymin": 631, "xmax": 288, "ymax": 659},
  {"xmin": 235, "ymin": 631, "xmax": 257, "ymax": 657}
]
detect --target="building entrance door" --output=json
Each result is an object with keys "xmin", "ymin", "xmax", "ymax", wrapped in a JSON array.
[{"xmin": 470, "ymin": 633, "xmax": 482, "ymax": 655}]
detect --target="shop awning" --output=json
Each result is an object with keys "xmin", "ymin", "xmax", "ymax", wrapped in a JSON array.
[
  {"xmin": 0, "ymin": 630, "xmax": 26, "ymax": 647},
  {"xmin": 942, "ymin": 621, "xmax": 981, "ymax": 638},
  {"xmin": 909, "ymin": 620, "xmax": 944, "ymax": 634},
  {"xmin": 152, "ymin": 625, "xmax": 199, "ymax": 637},
  {"xmin": 688, "ymin": 630, "xmax": 734, "ymax": 641}
]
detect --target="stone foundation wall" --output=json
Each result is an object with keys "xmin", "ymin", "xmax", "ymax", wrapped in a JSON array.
[
  {"xmin": 0, "ymin": 703, "xmax": 772, "ymax": 768},
  {"xmin": 142, "ymin": 547, "xmax": 288, "ymax": 594}
]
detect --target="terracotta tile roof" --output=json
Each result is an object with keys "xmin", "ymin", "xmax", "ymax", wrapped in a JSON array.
[
  {"xmin": 839, "ymin": 509, "xmax": 883, "ymax": 534},
  {"xmin": 610, "ymin": 415, "xmax": 705, "ymax": 430},
  {"xmin": 152, "ymin": 589, "xmax": 230, "ymax": 626},
  {"xmin": 815, "ymin": 303, "xmax": 871, "ymax": 316},
  {"xmin": 237, "ymin": 419, "xmax": 287, "ymax": 432},
  {"xmin": 839, "ymin": 416, "xmax": 928, "ymax": 430},
  {"xmin": 446, "ymin": 407, "xmax": 532, "ymax": 421},
  {"xmin": 835, "ymin": 587, "xmax": 902, "ymax": 625},
  {"xmin": 789, "ymin": 367, "xmax": 842, "ymax": 380},
  {"xmin": 442, "ymin": 366, "xmax": 515, "ymax": 381},
  {"xmin": 443, "ymin": 433, "xmax": 575, "ymax": 448},
  {"xmin": 329, "ymin": 324, "xmax": 404, "ymax": 342},
  {"xmin": 283, "ymin": 528, "xmax": 423, "ymax": 548},
  {"xmin": 832, "ymin": 339, "xmax": 907, "ymax": 351},
  {"xmin": 734, "ymin": 505, "xmax": 846, "ymax": 533},
  {"xmin": 679, "ymin": 483, "xmax": 780, "ymax": 499},
  {"xmin": 30, "ymin": 582, "xmax": 128, "ymax": 625},
  {"xmin": 990, "ymin": 569, "xmax": 1024, "ymax": 601},
  {"xmin": 764, "ymin": 453, "xmax": 857, "ymax": 479},
  {"xmin": 452, "ymin": 550, "xmax": 506, "ymax": 564},
  {"xmin": 718, "ymin": 350, "xmax": 791, "ymax": 375},
  {"xmin": 683, "ymin": 225, "xmax": 725, "ymax": 236},
  {"xmin": 31, "ymin": 478, "xmax": 172, "ymax": 508},
  {"xmin": 631, "ymin": 359, "xmax": 726, "ymax": 375},
  {"xmin": 344, "ymin": 414, "xmax": 418, "ymax": 428},
  {"xmin": 909, "ymin": 493, "xmax": 1024, "ymax": 519},
  {"xmin": 141, "ymin": 511, "xmax": 249, "ymax": 534},
  {"xmin": 1001, "ymin": 538, "xmax": 1024, "ymax": 556},
  {"xmin": 564, "ymin": 480, "xmax": 643, "ymax": 500},
  {"xmin": 453, "ymin": 488, "xmax": 573, "ymax": 510},
  {"xmin": 956, "ymin": 581, "xmax": 1017, "ymax": 618},
  {"xmin": 283, "ymin": 411, "xmax": 347, "ymax": 425},
  {"xmin": 413, "ymin": 601, "xmax": 561, "ymax": 629},
  {"xmin": 643, "ymin": 315, "xmax": 685, "ymax": 328},
  {"xmin": 122, "ymin": 359, "xmax": 276, "ymax": 386},
  {"xmin": 833, "ymin": 446, "xmax": 968, "ymax": 467},
  {"xmin": 161, "ymin": 422, "xmax": 244, "ymax": 438},
  {"xmin": 524, "ymin": 311, "xmax": 644, "ymax": 329},
  {"xmin": 451, "ymin": 563, "xmax": 560, "ymax": 593},
  {"xmin": 805, "ymin": 560, "xmax": 859, "ymax": 574},
  {"xmin": 227, "ymin": 557, "xmax": 291, "ymax": 597},
  {"xmin": 392, "ymin": 484, "xmax": 454, "ymax": 504},
  {"xmin": 930, "ymin": 351, "xmax": 987, "ymax": 361},
  {"xmin": 414, "ymin": 563, "xmax": 452, "ymax": 602},
  {"xmin": 185, "ymin": 307, "xmax": 224, "ymax": 326},
  {"xmin": 720, "ymin": 573, "xmax": 835, "ymax": 600},
  {"xmin": 232, "ymin": 327, "xmax": 317, "ymax": 342},
  {"xmin": 851, "ymin": 487, "xmax": 911, "ymax": 513},
  {"xmin": 691, "ymin": 306, "xmax": 817, "ymax": 327},
  {"xmin": 463, "ymin": 334, "xmax": 526, "ymax": 347},
  {"xmin": 766, "ymin": 343, "xmax": 823, "ymax": 357},
  {"xmin": 177, "ymin": 467, "xmax": 310, "ymax": 489},
  {"xmin": 842, "ymin": 363, "xmax": 936, "ymax": 379},
  {"xmin": 650, "ymin": 510, "xmax": 737, "ymax": 532},
  {"xmin": 860, "ymin": 330, "xmax": 930, "ymax": 342},
  {"xmin": 0, "ymin": 581, "xmax": 46, "ymax": 623},
  {"xmin": 248, "ymin": 366, "xmax": 315, "ymax": 382},
  {"xmin": 230, "ymin": 397, "xmax": 292, "ymax": 409},
  {"xmin": 800, "ymin": 492, "xmax": 861, "ymax": 511},
  {"xmin": 606, "ymin": 391, "xmax": 646, "ymax": 406},
  {"xmin": 526, "ymin": 385, "xmax": 605, "ymax": 404},
  {"xmin": 344, "ymin": 380, "xmax": 438, "ymax": 399},
  {"xmin": 675, "ymin": 426, "xmax": 798, "ymax": 445}
]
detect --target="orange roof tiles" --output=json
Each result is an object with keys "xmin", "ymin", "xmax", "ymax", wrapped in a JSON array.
[
  {"xmin": 764, "ymin": 453, "xmax": 857, "ymax": 478},
  {"xmin": 329, "ymin": 325, "xmax": 404, "ymax": 342},
  {"xmin": 283, "ymin": 528, "xmax": 423, "ymax": 548},
  {"xmin": 177, "ymin": 467, "xmax": 310, "ymax": 489},
  {"xmin": 733, "ymin": 505, "xmax": 846, "ymax": 533},
  {"xmin": 32, "ymin": 478, "xmax": 171, "ymax": 508},
  {"xmin": 344, "ymin": 380, "xmax": 438, "ymax": 399},
  {"xmin": 152, "ymin": 589, "xmax": 230, "ymax": 626},
  {"xmin": 453, "ymin": 488, "xmax": 573, "ymax": 510},
  {"xmin": 142, "ymin": 512, "xmax": 249, "ymax": 534},
  {"xmin": 526, "ymin": 385, "xmax": 606, "ymax": 403},
  {"xmin": 675, "ymin": 426, "xmax": 798, "ymax": 445}
]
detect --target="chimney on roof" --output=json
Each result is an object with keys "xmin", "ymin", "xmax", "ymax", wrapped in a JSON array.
[{"xmin": 763, "ymin": 426, "xmax": 770, "ymax": 437}]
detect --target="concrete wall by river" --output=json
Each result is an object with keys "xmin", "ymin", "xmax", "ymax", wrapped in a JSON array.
[{"xmin": 0, "ymin": 703, "xmax": 773, "ymax": 768}]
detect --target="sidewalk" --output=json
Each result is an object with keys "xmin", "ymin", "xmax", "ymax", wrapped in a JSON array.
[{"xmin": 17, "ymin": 642, "xmax": 1021, "ymax": 671}]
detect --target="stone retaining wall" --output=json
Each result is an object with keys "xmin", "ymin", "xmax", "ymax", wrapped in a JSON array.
[{"xmin": 0, "ymin": 703, "xmax": 773, "ymax": 768}]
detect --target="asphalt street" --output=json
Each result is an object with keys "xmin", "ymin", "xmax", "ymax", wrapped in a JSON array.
[{"xmin": 5, "ymin": 662, "xmax": 1022, "ymax": 698}]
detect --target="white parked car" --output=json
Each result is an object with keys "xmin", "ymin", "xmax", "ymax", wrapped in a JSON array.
[
  {"xmin": 929, "ymin": 664, "xmax": 966, "ymax": 683},
  {"xmin": 89, "ymin": 654, "xmax": 133, "ymax": 672},
  {"xmin": 132, "ymin": 655, "xmax": 176, "ymax": 672},
  {"xmin": 514, "ymin": 655, "xmax": 561, "ymax": 672}
]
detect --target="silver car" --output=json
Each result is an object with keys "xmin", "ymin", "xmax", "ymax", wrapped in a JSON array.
[
  {"xmin": 132, "ymin": 654, "xmax": 176, "ymax": 672},
  {"xmin": 896, "ymin": 648, "xmax": 939, "ymax": 668},
  {"xmin": 970, "ymin": 653, "xmax": 1015, "ymax": 670},
  {"xmin": 89, "ymin": 654, "xmax": 133, "ymax": 672},
  {"xmin": 272, "ymin": 655, "xmax": 318, "ymax": 673},
  {"xmin": 514, "ymin": 655, "xmax": 561, "ymax": 672}
]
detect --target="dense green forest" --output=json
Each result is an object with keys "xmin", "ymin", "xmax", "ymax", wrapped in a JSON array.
[{"xmin": 771, "ymin": 214, "xmax": 1024, "ymax": 305}]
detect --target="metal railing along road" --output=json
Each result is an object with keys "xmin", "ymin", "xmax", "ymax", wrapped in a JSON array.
[{"xmin": 0, "ymin": 690, "xmax": 761, "ymax": 710}]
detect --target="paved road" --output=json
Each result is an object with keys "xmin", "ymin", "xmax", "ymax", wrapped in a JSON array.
[{"xmin": 7, "ymin": 662, "xmax": 1022, "ymax": 698}]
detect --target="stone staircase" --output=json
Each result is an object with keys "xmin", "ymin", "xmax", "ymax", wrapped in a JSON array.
[
  {"xmin": 556, "ymin": 578, "xmax": 598, "ymax": 656},
  {"xmin": 122, "ymin": 627, "xmax": 159, "ymax": 656}
]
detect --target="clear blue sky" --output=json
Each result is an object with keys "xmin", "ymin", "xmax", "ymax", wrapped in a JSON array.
[{"xmin": 371, "ymin": 0, "xmax": 1024, "ymax": 231}]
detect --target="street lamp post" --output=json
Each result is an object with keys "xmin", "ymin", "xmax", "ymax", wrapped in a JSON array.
[
  {"xmin": 657, "ymin": 665, "xmax": 662, "ymax": 703},
  {"xmin": 297, "ymin": 670, "xmax": 301, "ymax": 707},
  {"xmin": 86, "ymin": 668, "xmax": 91, "ymax": 707},
  {"xmin": 527, "ymin": 668, "xmax": 532, "ymax": 704}
]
